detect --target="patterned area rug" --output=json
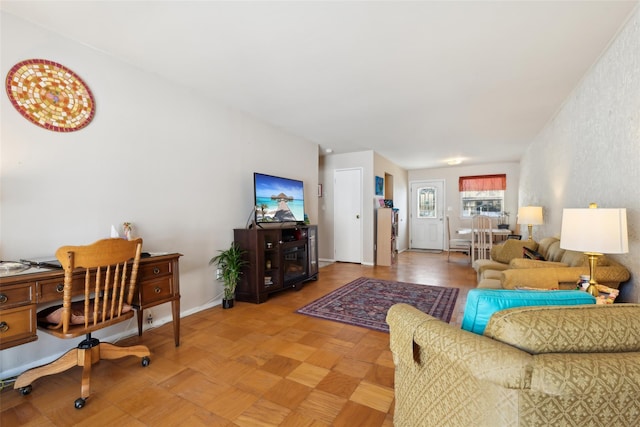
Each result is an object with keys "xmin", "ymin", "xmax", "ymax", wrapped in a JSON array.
[{"xmin": 296, "ymin": 277, "xmax": 459, "ymax": 332}]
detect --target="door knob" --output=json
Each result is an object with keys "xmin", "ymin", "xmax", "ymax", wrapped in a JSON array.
[{"xmin": 356, "ymin": 215, "xmax": 360, "ymax": 219}]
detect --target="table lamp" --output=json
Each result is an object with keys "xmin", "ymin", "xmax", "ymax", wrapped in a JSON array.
[
  {"xmin": 560, "ymin": 204, "xmax": 628, "ymax": 296},
  {"xmin": 517, "ymin": 206, "xmax": 544, "ymax": 241}
]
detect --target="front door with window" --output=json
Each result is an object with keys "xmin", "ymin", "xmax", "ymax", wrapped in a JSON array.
[{"xmin": 410, "ymin": 180, "xmax": 444, "ymax": 250}]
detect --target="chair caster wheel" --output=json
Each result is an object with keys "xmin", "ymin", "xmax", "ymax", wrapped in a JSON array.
[
  {"xmin": 141, "ymin": 356, "xmax": 150, "ymax": 367},
  {"xmin": 19, "ymin": 385, "xmax": 32, "ymax": 396},
  {"xmin": 74, "ymin": 397, "xmax": 86, "ymax": 409}
]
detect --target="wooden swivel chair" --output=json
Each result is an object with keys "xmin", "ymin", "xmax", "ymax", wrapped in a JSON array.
[
  {"xmin": 14, "ymin": 238, "xmax": 150, "ymax": 409},
  {"xmin": 446, "ymin": 216, "xmax": 471, "ymax": 262}
]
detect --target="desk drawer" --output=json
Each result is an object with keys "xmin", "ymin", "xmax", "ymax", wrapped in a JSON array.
[
  {"xmin": 0, "ymin": 304, "xmax": 37, "ymax": 350},
  {"xmin": 138, "ymin": 276, "xmax": 174, "ymax": 305},
  {"xmin": 0, "ymin": 283, "xmax": 35, "ymax": 309},
  {"xmin": 37, "ymin": 276, "xmax": 86, "ymax": 303},
  {"xmin": 139, "ymin": 260, "xmax": 172, "ymax": 281}
]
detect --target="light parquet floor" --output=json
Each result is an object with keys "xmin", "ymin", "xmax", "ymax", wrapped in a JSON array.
[{"xmin": 0, "ymin": 251, "xmax": 476, "ymax": 426}]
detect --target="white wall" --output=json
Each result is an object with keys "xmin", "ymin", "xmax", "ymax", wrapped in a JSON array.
[
  {"xmin": 409, "ymin": 162, "xmax": 521, "ymax": 242},
  {"xmin": 374, "ymin": 153, "xmax": 409, "ymax": 252},
  {"xmin": 1, "ymin": 13, "xmax": 318, "ymax": 377},
  {"xmin": 519, "ymin": 6, "xmax": 640, "ymax": 302},
  {"xmin": 317, "ymin": 150, "xmax": 408, "ymax": 265},
  {"xmin": 318, "ymin": 151, "xmax": 374, "ymax": 264}
]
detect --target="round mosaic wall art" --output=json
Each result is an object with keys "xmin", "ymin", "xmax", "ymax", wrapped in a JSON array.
[{"xmin": 5, "ymin": 59, "xmax": 95, "ymax": 132}]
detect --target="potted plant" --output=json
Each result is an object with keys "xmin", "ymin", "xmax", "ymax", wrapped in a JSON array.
[
  {"xmin": 498, "ymin": 212, "xmax": 510, "ymax": 229},
  {"xmin": 209, "ymin": 242, "xmax": 247, "ymax": 309}
]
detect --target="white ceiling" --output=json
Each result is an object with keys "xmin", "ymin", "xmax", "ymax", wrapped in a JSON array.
[{"xmin": 2, "ymin": 1, "xmax": 637, "ymax": 169}]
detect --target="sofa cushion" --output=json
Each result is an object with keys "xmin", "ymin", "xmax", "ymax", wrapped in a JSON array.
[
  {"xmin": 484, "ymin": 304, "xmax": 640, "ymax": 354},
  {"xmin": 492, "ymin": 239, "xmax": 538, "ymax": 264},
  {"xmin": 544, "ymin": 240, "xmax": 567, "ymax": 263},
  {"xmin": 461, "ymin": 289, "xmax": 595, "ymax": 335},
  {"xmin": 38, "ymin": 300, "xmax": 133, "ymax": 328},
  {"xmin": 559, "ymin": 250, "xmax": 588, "ymax": 267},
  {"xmin": 536, "ymin": 237, "xmax": 558, "ymax": 257}
]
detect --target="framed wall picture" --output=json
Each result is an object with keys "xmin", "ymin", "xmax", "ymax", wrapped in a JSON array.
[{"xmin": 375, "ymin": 176, "xmax": 384, "ymax": 196}]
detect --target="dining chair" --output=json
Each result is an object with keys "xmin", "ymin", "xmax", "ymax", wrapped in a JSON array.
[
  {"xmin": 446, "ymin": 216, "xmax": 471, "ymax": 262},
  {"xmin": 14, "ymin": 238, "xmax": 150, "ymax": 409},
  {"xmin": 471, "ymin": 215, "xmax": 493, "ymax": 262}
]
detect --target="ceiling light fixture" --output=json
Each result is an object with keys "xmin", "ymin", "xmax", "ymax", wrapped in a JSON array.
[{"xmin": 447, "ymin": 159, "xmax": 462, "ymax": 165}]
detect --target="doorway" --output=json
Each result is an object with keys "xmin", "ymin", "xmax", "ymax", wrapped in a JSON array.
[
  {"xmin": 334, "ymin": 168, "xmax": 363, "ymax": 263},
  {"xmin": 410, "ymin": 180, "xmax": 444, "ymax": 250}
]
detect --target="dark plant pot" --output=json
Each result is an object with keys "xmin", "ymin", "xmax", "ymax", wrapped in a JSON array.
[
  {"xmin": 497, "ymin": 224, "xmax": 510, "ymax": 229},
  {"xmin": 222, "ymin": 298, "xmax": 234, "ymax": 309}
]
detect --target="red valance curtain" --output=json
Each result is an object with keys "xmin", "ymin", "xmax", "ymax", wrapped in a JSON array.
[{"xmin": 458, "ymin": 174, "xmax": 506, "ymax": 191}]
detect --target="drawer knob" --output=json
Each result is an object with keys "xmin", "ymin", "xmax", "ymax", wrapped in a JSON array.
[
  {"xmin": 0, "ymin": 322, "xmax": 8, "ymax": 333},
  {"xmin": 56, "ymin": 284, "xmax": 64, "ymax": 293},
  {"xmin": 153, "ymin": 267, "xmax": 161, "ymax": 275},
  {"xmin": 154, "ymin": 287, "xmax": 162, "ymax": 294},
  {"xmin": 0, "ymin": 294, "xmax": 7, "ymax": 304}
]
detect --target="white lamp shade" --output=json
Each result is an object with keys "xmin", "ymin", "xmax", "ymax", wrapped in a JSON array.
[
  {"xmin": 560, "ymin": 208, "xmax": 628, "ymax": 254},
  {"xmin": 517, "ymin": 206, "xmax": 544, "ymax": 225}
]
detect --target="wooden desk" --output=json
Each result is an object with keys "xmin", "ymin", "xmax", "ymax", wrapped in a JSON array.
[{"xmin": 0, "ymin": 253, "xmax": 182, "ymax": 350}]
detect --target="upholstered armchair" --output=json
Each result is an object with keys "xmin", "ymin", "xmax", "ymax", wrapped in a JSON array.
[{"xmin": 387, "ymin": 303, "xmax": 640, "ymax": 426}]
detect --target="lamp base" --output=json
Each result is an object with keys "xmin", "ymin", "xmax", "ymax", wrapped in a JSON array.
[
  {"xmin": 584, "ymin": 252, "xmax": 602, "ymax": 297},
  {"xmin": 585, "ymin": 283, "xmax": 599, "ymax": 297}
]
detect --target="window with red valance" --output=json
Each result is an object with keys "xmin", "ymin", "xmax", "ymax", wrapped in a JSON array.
[
  {"xmin": 459, "ymin": 174, "xmax": 506, "ymax": 217},
  {"xmin": 458, "ymin": 174, "xmax": 506, "ymax": 192}
]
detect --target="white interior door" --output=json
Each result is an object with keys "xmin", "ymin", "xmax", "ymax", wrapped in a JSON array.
[
  {"xmin": 410, "ymin": 180, "xmax": 444, "ymax": 250},
  {"xmin": 334, "ymin": 168, "xmax": 362, "ymax": 263}
]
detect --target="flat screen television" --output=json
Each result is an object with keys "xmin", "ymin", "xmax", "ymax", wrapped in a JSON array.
[{"xmin": 254, "ymin": 172, "xmax": 305, "ymax": 224}]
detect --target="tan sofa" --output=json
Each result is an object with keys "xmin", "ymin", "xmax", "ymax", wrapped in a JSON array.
[
  {"xmin": 387, "ymin": 303, "xmax": 640, "ymax": 427},
  {"xmin": 473, "ymin": 237, "xmax": 630, "ymax": 290}
]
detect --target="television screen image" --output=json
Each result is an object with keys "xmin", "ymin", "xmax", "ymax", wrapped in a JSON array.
[{"xmin": 254, "ymin": 173, "xmax": 305, "ymax": 223}]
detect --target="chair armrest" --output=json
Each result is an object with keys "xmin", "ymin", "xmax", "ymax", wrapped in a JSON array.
[
  {"xmin": 473, "ymin": 259, "xmax": 509, "ymax": 281},
  {"xmin": 387, "ymin": 304, "xmax": 532, "ymax": 388},
  {"xmin": 553, "ymin": 266, "xmax": 630, "ymax": 288},
  {"xmin": 387, "ymin": 303, "xmax": 441, "ymax": 365},
  {"xmin": 532, "ymin": 352, "xmax": 640, "ymax": 395},
  {"xmin": 501, "ymin": 264, "xmax": 630, "ymax": 290}
]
